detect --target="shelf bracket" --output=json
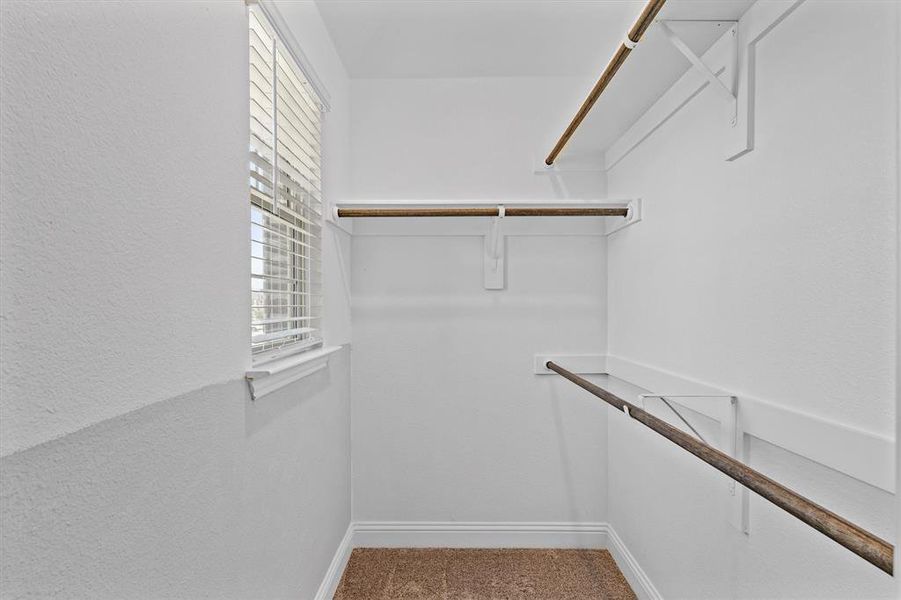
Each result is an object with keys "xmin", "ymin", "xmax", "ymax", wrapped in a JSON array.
[
  {"xmin": 605, "ymin": 198, "xmax": 642, "ymax": 236},
  {"xmin": 483, "ymin": 204, "xmax": 505, "ymax": 290},
  {"xmin": 640, "ymin": 393, "xmax": 748, "ymax": 534},
  {"xmin": 657, "ymin": 20, "xmax": 738, "ymax": 125}
]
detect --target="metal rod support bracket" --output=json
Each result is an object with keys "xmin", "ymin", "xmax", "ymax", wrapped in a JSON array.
[
  {"xmin": 640, "ymin": 392, "xmax": 748, "ymax": 533},
  {"xmin": 656, "ymin": 20, "xmax": 739, "ymax": 125},
  {"xmin": 484, "ymin": 205, "xmax": 506, "ymax": 290}
]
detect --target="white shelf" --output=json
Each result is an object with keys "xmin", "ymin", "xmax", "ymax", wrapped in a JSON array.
[{"xmin": 246, "ymin": 345, "xmax": 342, "ymax": 400}]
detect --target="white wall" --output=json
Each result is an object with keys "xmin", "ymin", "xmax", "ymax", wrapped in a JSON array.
[
  {"xmin": 896, "ymin": 2, "xmax": 901, "ymax": 591},
  {"xmin": 0, "ymin": 1, "xmax": 353, "ymax": 597},
  {"xmin": 3, "ymin": 1, "xmax": 895, "ymax": 597},
  {"xmin": 350, "ymin": 77, "xmax": 607, "ymax": 201},
  {"xmin": 0, "ymin": 0, "xmax": 249, "ymax": 456},
  {"xmin": 0, "ymin": 356, "xmax": 351, "ymax": 599},
  {"xmin": 604, "ymin": 1, "xmax": 897, "ymax": 597},
  {"xmin": 348, "ymin": 76, "xmax": 612, "ymax": 523},
  {"xmin": 351, "ymin": 231, "xmax": 609, "ymax": 523}
]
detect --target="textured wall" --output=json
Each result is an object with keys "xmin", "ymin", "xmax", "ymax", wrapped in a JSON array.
[
  {"xmin": 0, "ymin": 0, "xmax": 249, "ymax": 457},
  {"xmin": 351, "ymin": 233, "xmax": 609, "ymax": 522},
  {"xmin": 0, "ymin": 1, "xmax": 354, "ymax": 597},
  {"xmin": 604, "ymin": 1, "xmax": 897, "ymax": 597},
  {"xmin": 0, "ymin": 349, "xmax": 352, "ymax": 599}
]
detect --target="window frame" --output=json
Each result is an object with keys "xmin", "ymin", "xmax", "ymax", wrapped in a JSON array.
[{"xmin": 248, "ymin": 2, "xmax": 328, "ymax": 367}]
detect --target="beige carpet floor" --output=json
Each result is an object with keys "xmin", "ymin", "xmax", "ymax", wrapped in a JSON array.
[{"xmin": 333, "ymin": 548, "xmax": 637, "ymax": 600}]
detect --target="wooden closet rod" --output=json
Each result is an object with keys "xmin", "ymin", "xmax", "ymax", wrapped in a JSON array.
[
  {"xmin": 545, "ymin": 361, "xmax": 894, "ymax": 576},
  {"xmin": 336, "ymin": 207, "xmax": 628, "ymax": 218},
  {"xmin": 545, "ymin": 0, "xmax": 668, "ymax": 166}
]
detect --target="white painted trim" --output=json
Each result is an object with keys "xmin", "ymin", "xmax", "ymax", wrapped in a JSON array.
[
  {"xmin": 313, "ymin": 524, "xmax": 354, "ymax": 600},
  {"xmin": 314, "ymin": 521, "xmax": 661, "ymax": 600},
  {"xmin": 606, "ymin": 525, "xmax": 663, "ymax": 600},
  {"xmin": 605, "ymin": 355, "xmax": 895, "ymax": 493},
  {"xmin": 254, "ymin": 0, "xmax": 331, "ymax": 111},
  {"xmin": 245, "ymin": 345, "xmax": 341, "ymax": 400},
  {"xmin": 352, "ymin": 521, "xmax": 609, "ymax": 549}
]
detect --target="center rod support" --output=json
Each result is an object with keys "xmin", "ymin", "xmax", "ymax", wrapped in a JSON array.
[
  {"xmin": 336, "ymin": 207, "xmax": 628, "ymax": 218},
  {"xmin": 545, "ymin": 361, "xmax": 894, "ymax": 576},
  {"xmin": 545, "ymin": 0, "xmax": 668, "ymax": 165}
]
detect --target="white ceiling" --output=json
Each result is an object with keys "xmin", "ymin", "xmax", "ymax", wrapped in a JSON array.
[
  {"xmin": 315, "ymin": 0, "xmax": 756, "ymax": 79},
  {"xmin": 314, "ymin": 0, "xmax": 757, "ymax": 158}
]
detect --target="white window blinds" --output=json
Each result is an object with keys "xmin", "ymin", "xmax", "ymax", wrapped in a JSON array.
[{"xmin": 249, "ymin": 7, "xmax": 323, "ymax": 359}]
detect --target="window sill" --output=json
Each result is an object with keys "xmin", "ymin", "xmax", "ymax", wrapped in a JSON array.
[{"xmin": 245, "ymin": 345, "xmax": 341, "ymax": 401}]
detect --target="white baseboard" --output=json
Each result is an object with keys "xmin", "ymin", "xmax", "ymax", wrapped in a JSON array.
[
  {"xmin": 606, "ymin": 525, "xmax": 663, "ymax": 600},
  {"xmin": 314, "ymin": 521, "xmax": 659, "ymax": 600},
  {"xmin": 313, "ymin": 524, "xmax": 354, "ymax": 600},
  {"xmin": 352, "ymin": 521, "xmax": 609, "ymax": 549}
]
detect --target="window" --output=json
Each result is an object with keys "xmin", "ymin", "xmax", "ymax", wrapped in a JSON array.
[{"xmin": 248, "ymin": 7, "xmax": 323, "ymax": 361}]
